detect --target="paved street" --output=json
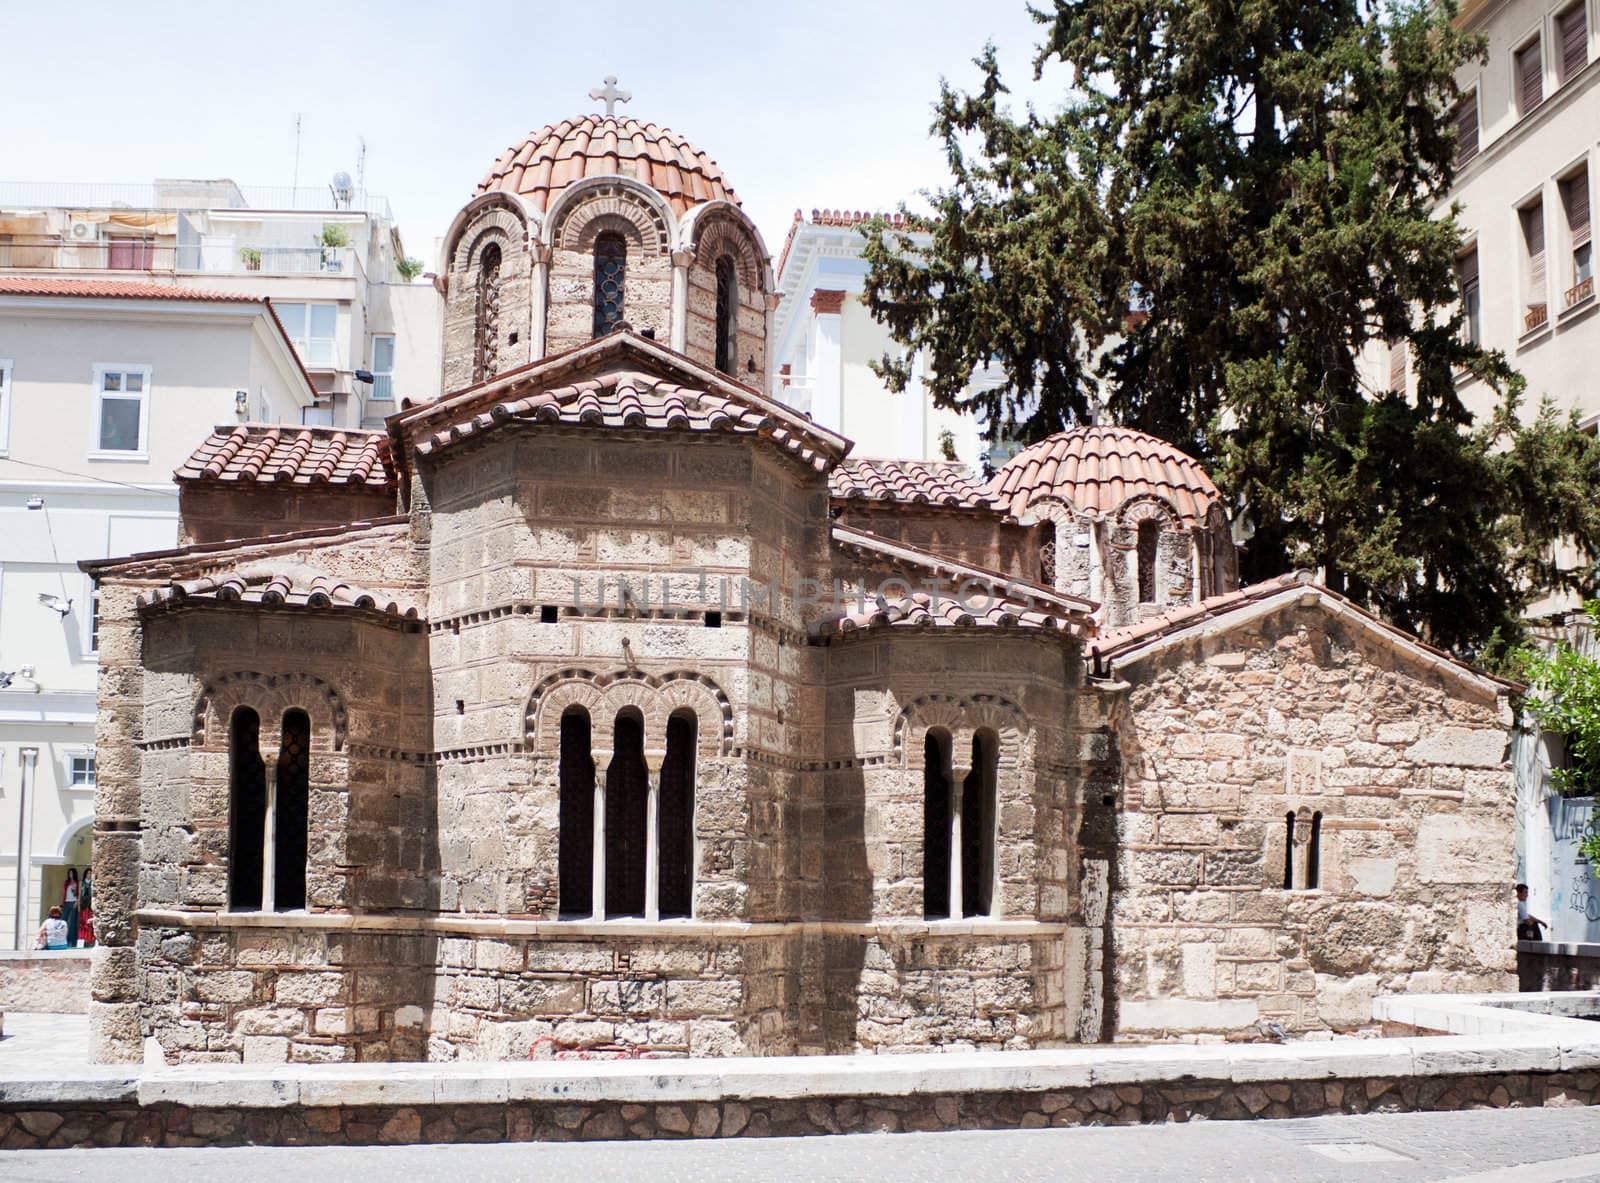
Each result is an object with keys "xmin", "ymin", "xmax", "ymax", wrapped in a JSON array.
[{"xmin": 4, "ymin": 1105, "xmax": 1600, "ymax": 1182}]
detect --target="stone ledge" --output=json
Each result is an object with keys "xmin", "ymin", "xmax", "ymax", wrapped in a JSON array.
[
  {"xmin": 6, "ymin": 1027, "xmax": 1598, "ymax": 1111},
  {"xmin": 133, "ymin": 910, "xmax": 1073, "ymax": 940}
]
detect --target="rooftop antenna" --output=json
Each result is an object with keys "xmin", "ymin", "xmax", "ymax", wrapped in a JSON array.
[
  {"xmin": 356, "ymin": 135, "xmax": 367, "ymax": 196},
  {"xmin": 292, "ymin": 113, "xmax": 304, "ymax": 195}
]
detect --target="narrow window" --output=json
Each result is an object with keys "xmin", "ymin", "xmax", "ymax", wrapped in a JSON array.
[
  {"xmin": 1458, "ymin": 248, "xmax": 1481, "ymax": 346},
  {"xmin": 274, "ymin": 709, "xmax": 310, "ymax": 912},
  {"xmin": 1307, "ymin": 811, "xmax": 1323, "ymax": 890},
  {"xmin": 557, "ymin": 707, "xmax": 594, "ymax": 917},
  {"xmin": 1039, "ymin": 524, "xmax": 1057, "ymax": 587},
  {"xmin": 923, "ymin": 730, "xmax": 952, "ymax": 920},
  {"xmin": 1558, "ymin": 3, "xmax": 1588, "ymax": 86},
  {"xmin": 1282, "ymin": 811, "xmax": 1296, "ymax": 890},
  {"xmin": 659, "ymin": 711, "xmax": 696, "ymax": 919},
  {"xmin": 605, "ymin": 709, "xmax": 648, "ymax": 917},
  {"xmin": 592, "ymin": 231, "xmax": 627, "ymax": 337},
  {"xmin": 1516, "ymin": 38, "xmax": 1544, "ymax": 117},
  {"xmin": 473, "ymin": 244, "xmax": 502, "ymax": 383},
  {"xmin": 228, "ymin": 707, "xmax": 267, "ymax": 911},
  {"xmin": 1562, "ymin": 169, "xmax": 1592, "ymax": 305},
  {"xmin": 1453, "ymin": 91, "xmax": 1479, "ymax": 169},
  {"xmin": 1387, "ymin": 337, "xmax": 1407, "ymax": 392},
  {"xmin": 1136, "ymin": 520, "xmax": 1160, "ymax": 604},
  {"xmin": 714, "ymin": 255, "xmax": 737, "ymax": 374},
  {"xmin": 961, "ymin": 731, "xmax": 998, "ymax": 918},
  {"xmin": 369, "ymin": 334, "xmax": 395, "ymax": 402},
  {"xmin": 92, "ymin": 366, "xmax": 150, "ymax": 456},
  {"xmin": 1522, "ymin": 201, "xmax": 1548, "ymax": 330}
]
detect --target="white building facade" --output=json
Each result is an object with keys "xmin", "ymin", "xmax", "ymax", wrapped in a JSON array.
[
  {"xmin": 771, "ymin": 210, "xmax": 998, "ymax": 467},
  {"xmin": 0, "ymin": 178, "xmax": 443, "ymax": 427},
  {"xmin": 0, "ymin": 279, "xmax": 316, "ymax": 948}
]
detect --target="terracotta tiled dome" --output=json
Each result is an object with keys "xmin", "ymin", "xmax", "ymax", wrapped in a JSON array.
[
  {"xmin": 989, "ymin": 425, "xmax": 1222, "ymax": 525},
  {"xmin": 476, "ymin": 115, "xmax": 738, "ymax": 217}
]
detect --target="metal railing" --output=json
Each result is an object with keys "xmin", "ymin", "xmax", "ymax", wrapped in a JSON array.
[
  {"xmin": 0, "ymin": 239, "xmax": 363, "ymax": 280},
  {"xmin": 0, "ymin": 180, "xmax": 392, "ymax": 221}
]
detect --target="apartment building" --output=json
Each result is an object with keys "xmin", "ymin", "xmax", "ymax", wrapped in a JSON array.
[{"xmin": 0, "ymin": 177, "xmax": 442, "ymax": 426}]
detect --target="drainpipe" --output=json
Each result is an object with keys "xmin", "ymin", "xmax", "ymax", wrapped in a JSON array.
[{"xmin": 12, "ymin": 747, "xmax": 37, "ymax": 950}]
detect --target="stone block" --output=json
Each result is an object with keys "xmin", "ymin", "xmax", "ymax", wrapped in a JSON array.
[
  {"xmin": 1406, "ymin": 728, "xmax": 1507, "ymax": 768},
  {"xmin": 242, "ymin": 1035, "xmax": 290, "ymax": 1064}
]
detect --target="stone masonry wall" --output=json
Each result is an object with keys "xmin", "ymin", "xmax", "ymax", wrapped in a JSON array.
[
  {"xmin": 177, "ymin": 486, "xmax": 398, "ymax": 546},
  {"xmin": 1107, "ymin": 604, "xmax": 1516, "ymax": 1041},
  {"xmin": 830, "ymin": 504, "xmax": 1038, "ymax": 580}
]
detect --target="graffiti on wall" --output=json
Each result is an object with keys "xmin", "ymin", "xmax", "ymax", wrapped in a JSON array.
[{"xmin": 1549, "ymin": 795, "xmax": 1600, "ymax": 943}]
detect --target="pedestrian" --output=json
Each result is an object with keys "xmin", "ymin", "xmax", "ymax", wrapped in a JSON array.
[
  {"xmin": 78, "ymin": 869, "xmax": 95, "ymax": 948},
  {"xmin": 1516, "ymin": 883, "xmax": 1547, "ymax": 942},
  {"xmin": 61, "ymin": 868, "xmax": 80, "ymax": 949},
  {"xmin": 35, "ymin": 906, "xmax": 69, "ymax": 950}
]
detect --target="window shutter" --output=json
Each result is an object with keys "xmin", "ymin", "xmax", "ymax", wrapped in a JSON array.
[
  {"xmin": 1388, "ymin": 338, "xmax": 1407, "ymax": 391},
  {"xmin": 1565, "ymin": 171, "xmax": 1592, "ymax": 248},
  {"xmin": 1457, "ymin": 247, "xmax": 1479, "ymax": 288},
  {"xmin": 1454, "ymin": 95, "xmax": 1479, "ymax": 166},
  {"xmin": 1524, "ymin": 203, "xmax": 1547, "ymax": 298},
  {"xmin": 1517, "ymin": 40, "xmax": 1544, "ymax": 113},
  {"xmin": 1560, "ymin": 4, "xmax": 1588, "ymax": 83}
]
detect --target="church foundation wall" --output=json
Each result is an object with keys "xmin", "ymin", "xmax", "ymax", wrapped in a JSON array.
[{"xmin": 1105, "ymin": 605, "xmax": 1517, "ymax": 1042}]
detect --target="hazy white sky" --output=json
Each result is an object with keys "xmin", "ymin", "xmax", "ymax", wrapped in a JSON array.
[{"xmin": 4, "ymin": 0, "xmax": 1060, "ymax": 263}]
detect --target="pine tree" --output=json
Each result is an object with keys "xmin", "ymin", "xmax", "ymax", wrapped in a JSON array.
[{"xmin": 862, "ymin": 0, "xmax": 1600, "ymax": 656}]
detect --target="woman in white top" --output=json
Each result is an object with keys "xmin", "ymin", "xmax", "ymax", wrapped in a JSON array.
[{"xmin": 36, "ymin": 906, "xmax": 69, "ymax": 950}]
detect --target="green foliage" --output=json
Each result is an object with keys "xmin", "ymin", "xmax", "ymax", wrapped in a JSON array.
[
  {"xmin": 938, "ymin": 427, "xmax": 958, "ymax": 461},
  {"xmin": 319, "ymin": 223, "xmax": 351, "ymax": 249},
  {"xmin": 396, "ymin": 256, "xmax": 425, "ymax": 281},
  {"xmin": 238, "ymin": 246, "xmax": 262, "ymax": 269},
  {"xmin": 861, "ymin": 0, "xmax": 1600, "ymax": 655}
]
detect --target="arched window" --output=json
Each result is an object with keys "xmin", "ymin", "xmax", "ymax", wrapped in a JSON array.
[
  {"xmin": 1137, "ymin": 520, "xmax": 1160, "ymax": 604},
  {"xmin": 473, "ymin": 243, "xmax": 502, "ymax": 383},
  {"xmin": 592, "ymin": 231, "xmax": 627, "ymax": 337},
  {"xmin": 1282, "ymin": 811, "xmax": 1296, "ymax": 890},
  {"xmin": 714, "ymin": 255, "xmax": 737, "ymax": 374},
  {"xmin": 1307, "ymin": 812, "xmax": 1323, "ymax": 890},
  {"xmin": 923, "ymin": 730, "xmax": 952, "ymax": 920},
  {"xmin": 274, "ymin": 709, "xmax": 309, "ymax": 911},
  {"xmin": 658, "ymin": 711, "xmax": 696, "ymax": 919},
  {"xmin": 557, "ymin": 707, "xmax": 595, "ymax": 918},
  {"xmin": 228, "ymin": 707, "xmax": 266, "ymax": 911},
  {"xmin": 605, "ymin": 709, "xmax": 648, "ymax": 917},
  {"xmin": 961, "ymin": 731, "xmax": 998, "ymax": 918}
]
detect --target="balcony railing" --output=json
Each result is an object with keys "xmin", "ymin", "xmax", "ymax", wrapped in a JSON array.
[
  {"xmin": 1567, "ymin": 277, "xmax": 1595, "ymax": 309},
  {"xmin": 0, "ymin": 180, "xmax": 392, "ymax": 221},
  {"xmin": 0, "ymin": 238, "xmax": 361, "ymax": 279},
  {"xmin": 1524, "ymin": 303, "xmax": 1550, "ymax": 333}
]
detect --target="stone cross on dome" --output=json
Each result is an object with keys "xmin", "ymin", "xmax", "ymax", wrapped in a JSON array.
[{"xmin": 589, "ymin": 75, "xmax": 632, "ymax": 118}]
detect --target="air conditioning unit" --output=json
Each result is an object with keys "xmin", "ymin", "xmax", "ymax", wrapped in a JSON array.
[{"xmin": 66, "ymin": 219, "xmax": 98, "ymax": 242}]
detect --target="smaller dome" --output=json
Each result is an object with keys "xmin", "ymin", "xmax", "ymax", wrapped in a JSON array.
[
  {"xmin": 989, "ymin": 425, "xmax": 1221, "ymax": 525},
  {"xmin": 477, "ymin": 115, "xmax": 738, "ymax": 217}
]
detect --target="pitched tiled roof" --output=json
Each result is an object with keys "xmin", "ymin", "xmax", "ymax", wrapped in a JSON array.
[
  {"xmin": 477, "ymin": 115, "xmax": 736, "ymax": 216},
  {"xmin": 0, "ymin": 277, "xmax": 260, "ymax": 302},
  {"xmin": 989, "ymin": 426, "xmax": 1222, "ymax": 525},
  {"xmin": 819, "ymin": 524, "xmax": 1094, "ymax": 637},
  {"xmin": 830, "ymin": 458, "xmax": 1000, "ymax": 512},
  {"xmin": 138, "ymin": 567, "xmax": 420, "ymax": 619},
  {"xmin": 401, "ymin": 333, "xmax": 850, "ymax": 474},
  {"xmin": 175, "ymin": 425, "xmax": 395, "ymax": 491},
  {"xmin": 1090, "ymin": 571, "xmax": 1518, "ymax": 692}
]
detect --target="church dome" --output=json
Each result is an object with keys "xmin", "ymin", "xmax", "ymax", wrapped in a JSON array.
[
  {"xmin": 476, "ymin": 115, "xmax": 739, "ymax": 217},
  {"xmin": 989, "ymin": 425, "xmax": 1222, "ymax": 525}
]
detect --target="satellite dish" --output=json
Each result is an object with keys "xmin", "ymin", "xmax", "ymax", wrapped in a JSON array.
[{"xmin": 331, "ymin": 171, "xmax": 353, "ymax": 207}]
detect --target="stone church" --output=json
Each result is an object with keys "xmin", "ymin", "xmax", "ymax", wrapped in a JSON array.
[{"xmin": 84, "ymin": 105, "xmax": 1519, "ymax": 1066}]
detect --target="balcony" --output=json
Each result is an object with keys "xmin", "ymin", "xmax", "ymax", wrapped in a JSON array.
[
  {"xmin": 0, "ymin": 180, "xmax": 392, "ymax": 222},
  {"xmin": 0, "ymin": 238, "xmax": 362, "ymax": 280},
  {"xmin": 1524, "ymin": 303, "xmax": 1550, "ymax": 333},
  {"xmin": 1566, "ymin": 277, "xmax": 1595, "ymax": 310}
]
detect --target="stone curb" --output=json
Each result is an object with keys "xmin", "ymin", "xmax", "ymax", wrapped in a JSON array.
[{"xmin": 5, "ymin": 1028, "xmax": 1598, "ymax": 1110}]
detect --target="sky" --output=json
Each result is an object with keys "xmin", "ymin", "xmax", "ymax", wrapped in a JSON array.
[{"xmin": 3, "ymin": 0, "xmax": 1063, "ymax": 263}]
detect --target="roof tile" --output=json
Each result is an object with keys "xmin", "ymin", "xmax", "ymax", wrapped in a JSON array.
[
  {"xmin": 176, "ymin": 425, "xmax": 396, "ymax": 491},
  {"xmin": 990, "ymin": 426, "xmax": 1221, "ymax": 525},
  {"xmin": 829, "ymin": 458, "xmax": 999, "ymax": 512}
]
